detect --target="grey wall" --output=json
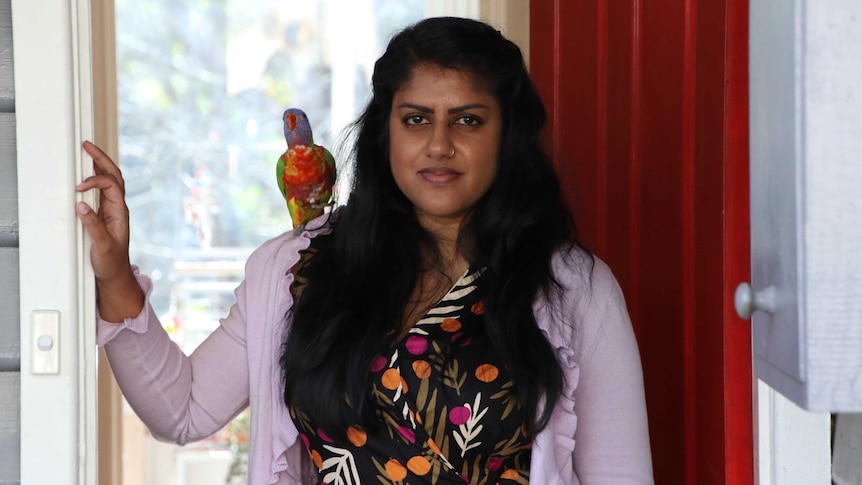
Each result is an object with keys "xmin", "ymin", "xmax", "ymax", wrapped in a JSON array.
[{"xmin": 0, "ymin": 0, "xmax": 19, "ymax": 482}]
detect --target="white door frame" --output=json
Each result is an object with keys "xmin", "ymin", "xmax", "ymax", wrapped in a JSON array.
[
  {"xmin": 755, "ymin": 380, "xmax": 831, "ymax": 484},
  {"xmin": 14, "ymin": 2, "xmax": 836, "ymax": 484},
  {"xmin": 14, "ymin": 0, "xmax": 97, "ymax": 483},
  {"xmin": 749, "ymin": 0, "xmax": 839, "ymax": 483}
]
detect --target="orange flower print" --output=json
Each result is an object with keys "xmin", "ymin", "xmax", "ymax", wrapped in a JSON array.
[
  {"xmin": 412, "ymin": 360, "xmax": 432, "ymax": 379},
  {"xmin": 385, "ymin": 459, "xmax": 408, "ymax": 481},
  {"xmin": 347, "ymin": 425, "xmax": 367, "ymax": 447},
  {"xmin": 441, "ymin": 318, "xmax": 461, "ymax": 332},
  {"xmin": 407, "ymin": 456, "xmax": 432, "ymax": 475},
  {"xmin": 382, "ymin": 368, "xmax": 402, "ymax": 390},
  {"xmin": 471, "ymin": 300, "xmax": 485, "ymax": 314},
  {"xmin": 500, "ymin": 469, "xmax": 520, "ymax": 479},
  {"xmin": 475, "ymin": 363, "xmax": 499, "ymax": 383},
  {"xmin": 309, "ymin": 449, "xmax": 323, "ymax": 469}
]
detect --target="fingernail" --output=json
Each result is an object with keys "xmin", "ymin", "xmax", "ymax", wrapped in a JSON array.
[{"xmin": 77, "ymin": 202, "xmax": 91, "ymax": 215}]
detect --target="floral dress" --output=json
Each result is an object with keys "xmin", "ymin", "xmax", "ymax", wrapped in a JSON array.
[{"xmin": 289, "ymin": 261, "xmax": 531, "ymax": 485}]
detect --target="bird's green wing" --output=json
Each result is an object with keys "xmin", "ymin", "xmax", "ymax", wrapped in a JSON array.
[
  {"xmin": 276, "ymin": 153, "xmax": 287, "ymax": 199},
  {"xmin": 321, "ymin": 146, "xmax": 335, "ymax": 171}
]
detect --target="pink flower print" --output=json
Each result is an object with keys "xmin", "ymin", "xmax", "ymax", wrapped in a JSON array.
[
  {"xmin": 370, "ymin": 356, "xmax": 387, "ymax": 373},
  {"xmin": 449, "ymin": 405, "xmax": 471, "ymax": 425},
  {"xmin": 316, "ymin": 427, "xmax": 333, "ymax": 443},
  {"xmin": 398, "ymin": 426, "xmax": 416, "ymax": 444},
  {"xmin": 406, "ymin": 336, "xmax": 428, "ymax": 355},
  {"xmin": 450, "ymin": 333, "xmax": 472, "ymax": 346},
  {"xmin": 487, "ymin": 456, "xmax": 504, "ymax": 471}
]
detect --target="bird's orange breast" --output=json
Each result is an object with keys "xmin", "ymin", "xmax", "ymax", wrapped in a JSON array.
[{"xmin": 281, "ymin": 145, "xmax": 331, "ymax": 185}]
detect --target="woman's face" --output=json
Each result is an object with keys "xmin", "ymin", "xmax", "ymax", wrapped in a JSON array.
[{"xmin": 388, "ymin": 64, "xmax": 502, "ymax": 233}]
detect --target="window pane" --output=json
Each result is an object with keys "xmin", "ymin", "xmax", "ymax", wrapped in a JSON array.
[{"xmin": 115, "ymin": 1, "xmax": 477, "ymax": 483}]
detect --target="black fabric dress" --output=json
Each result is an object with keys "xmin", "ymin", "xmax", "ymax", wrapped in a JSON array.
[{"xmin": 289, "ymin": 262, "xmax": 531, "ymax": 485}]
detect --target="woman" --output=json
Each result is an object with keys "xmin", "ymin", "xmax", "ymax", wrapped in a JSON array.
[{"xmin": 77, "ymin": 17, "xmax": 652, "ymax": 484}]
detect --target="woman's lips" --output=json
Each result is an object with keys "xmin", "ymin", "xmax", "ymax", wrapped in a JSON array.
[{"xmin": 419, "ymin": 167, "xmax": 462, "ymax": 185}]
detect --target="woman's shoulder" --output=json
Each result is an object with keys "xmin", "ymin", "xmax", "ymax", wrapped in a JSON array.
[
  {"xmin": 538, "ymin": 247, "xmax": 629, "ymax": 351},
  {"xmin": 244, "ymin": 212, "xmax": 333, "ymax": 278},
  {"xmin": 549, "ymin": 246, "xmax": 619, "ymax": 301}
]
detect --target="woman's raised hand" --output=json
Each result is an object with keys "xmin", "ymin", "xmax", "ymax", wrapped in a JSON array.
[{"xmin": 75, "ymin": 141, "xmax": 144, "ymax": 322}]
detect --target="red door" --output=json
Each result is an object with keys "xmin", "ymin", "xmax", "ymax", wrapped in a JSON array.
[{"xmin": 530, "ymin": 1, "xmax": 752, "ymax": 483}]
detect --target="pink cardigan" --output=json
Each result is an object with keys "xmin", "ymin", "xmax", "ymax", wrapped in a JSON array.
[{"xmin": 99, "ymin": 218, "xmax": 653, "ymax": 484}]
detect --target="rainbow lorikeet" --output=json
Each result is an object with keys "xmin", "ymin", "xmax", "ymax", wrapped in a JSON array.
[{"xmin": 276, "ymin": 108, "xmax": 336, "ymax": 228}]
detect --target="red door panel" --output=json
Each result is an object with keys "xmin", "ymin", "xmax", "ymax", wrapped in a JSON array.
[{"xmin": 530, "ymin": 1, "xmax": 752, "ymax": 483}]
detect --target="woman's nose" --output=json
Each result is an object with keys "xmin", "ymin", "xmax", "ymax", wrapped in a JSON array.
[{"xmin": 427, "ymin": 125, "xmax": 454, "ymax": 159}]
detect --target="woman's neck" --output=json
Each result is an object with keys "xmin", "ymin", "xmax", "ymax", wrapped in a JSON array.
[
  {"xmin": 395, "ymin": 224, "xmax": 470, "ymax": 339},
  {"xmin": 416, "ymin": 212, "xmax": 463, "ymax": 253}
]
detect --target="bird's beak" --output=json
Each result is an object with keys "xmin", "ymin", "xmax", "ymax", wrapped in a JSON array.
[{"xmin": 287, "ymin": 113, "xmax": 297, "ymax": 130}]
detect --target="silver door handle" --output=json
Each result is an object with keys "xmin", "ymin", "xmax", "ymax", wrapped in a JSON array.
[{"xmin": 734, "ymin": 283, "xmax": 778, "ymax": 319}]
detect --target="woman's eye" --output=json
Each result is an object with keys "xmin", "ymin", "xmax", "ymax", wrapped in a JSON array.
[
  {"xmin": 455, "ymin": 115, "xmax": 482, "ymax": 126},
  {"xmin": 404, "ymin": 115, "xmax": 427, "ymax": 125}
]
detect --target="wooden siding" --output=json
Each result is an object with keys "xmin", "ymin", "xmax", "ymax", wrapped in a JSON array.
[
  {"xmin": 0, "ymin": 114, "xmax": 16, "ymax": 247},
  {"xmin": 0, "ymin": 373, "xmax": 19, "ymax": 484},
  {"xmin": 0, "ymin": 0, "xmax": 12, "ymax": 112},
  {"xmin": 0, "ymin": 0, "xmax": 18, "ymax": 482},
  {"xmin": 0, "ymin": 248, "xmax": 17, "ymax": 371}
]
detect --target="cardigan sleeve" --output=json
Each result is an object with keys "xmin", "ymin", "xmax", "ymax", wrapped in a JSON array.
[
  {"xmin": 95, "ymin": 222, "xmax": 316, "ymax": 446},
  {"xmin": 572, "ymin": 260, "xmax": 654, "ymax": 483},
  {"xmin": 99, "ymin": 270, "xmax": 253, "ymax": 444}
]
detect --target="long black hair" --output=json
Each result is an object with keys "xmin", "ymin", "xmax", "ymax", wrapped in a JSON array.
[{"xmin": 281, "ymin": 17, "xmax": 583, "ymax": 439}]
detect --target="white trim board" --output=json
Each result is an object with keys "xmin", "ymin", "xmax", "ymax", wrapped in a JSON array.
[
  {"xmin": 13, "ymin": 0, "xmax": 97, "ymax": 483},
  {"xmin": 755, "ymin": 379, "xmax": 831, "ymax": 485}
]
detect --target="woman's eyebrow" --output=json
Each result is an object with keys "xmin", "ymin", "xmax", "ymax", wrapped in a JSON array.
[
  {"xmin": 448, "ymin": 103, "xmax": 489, "ymax": 114},
  {"xmin": 396, "ymin": 102, "xmax": 433, "ymax": 113},
  {"xmin": 395, "ymin": 102, "xmax": 489, "ymax": 114}
]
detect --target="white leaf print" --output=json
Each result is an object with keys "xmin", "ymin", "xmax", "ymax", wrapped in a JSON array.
[
  {"xmin": 320, "ymin": 444, "xmax": 360, "ymax": 485},
  {"xmin": 426, "ymin": 305, "xmax": 465, "ymax": 315},
  {"xmin": 416, "ymin": 316, "xmax": 448, "ymax": 326},
  {"xmin": 442, "ymin": 285, "xmax": 477, "ymax": 302},
  {"xmin": 453, "ymin": 392, "xmax": 490, "ymax": 458}
]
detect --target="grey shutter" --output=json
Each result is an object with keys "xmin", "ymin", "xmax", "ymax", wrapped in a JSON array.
[{"xmin": 749, "ymin": 0, "xmax": 862, "ymax": 412}]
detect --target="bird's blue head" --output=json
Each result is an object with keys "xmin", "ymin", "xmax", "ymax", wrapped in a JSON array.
[{"xmin": 283, "ymin": 108, "xmax": 313, "ymax": 147}]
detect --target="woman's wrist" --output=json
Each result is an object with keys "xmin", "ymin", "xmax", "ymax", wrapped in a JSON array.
[{"xmin": 96, "ymin": 270, "xmax": 145, "ymax": 323}]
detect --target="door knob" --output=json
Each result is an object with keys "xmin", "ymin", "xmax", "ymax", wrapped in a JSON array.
[{"xmin": 734, "ymin": 283, "xmax": 778, "ymax": 319}]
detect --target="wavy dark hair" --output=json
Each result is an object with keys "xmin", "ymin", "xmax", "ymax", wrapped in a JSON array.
[{"xmin": 281, "ymin": 17, "xmax": 583, "ymax": 440}]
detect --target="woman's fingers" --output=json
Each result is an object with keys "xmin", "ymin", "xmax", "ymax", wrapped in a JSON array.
[
  {"xmin": 77, "ymin": 142, "xmax": 126, "ymax": 209},
  {"xmin": 83, "ymin": 140, "xmax": 125, "ymax": 194},
  {"xmin": 76, "ymin": 142, "xmax": 129, "ymax": 218},
  {"xmin": 76, "ymin": 201, "xmax": 114, "ymax": 250},
  {"xmin": 77, "ymin": 173, "xmax": 125, "ymax": 204},
  {"xmin": 76, "ymin": 171, "xmax": 129, "ymax": 239},
  {"xmin": 76, "ymin": 141, "xmax": 133, "ymax": 284}
]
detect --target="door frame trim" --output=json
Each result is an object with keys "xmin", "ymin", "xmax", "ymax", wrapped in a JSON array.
[{"xmin": 14, "ymin": 0, "xmax": 97, "ymax": 482}]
